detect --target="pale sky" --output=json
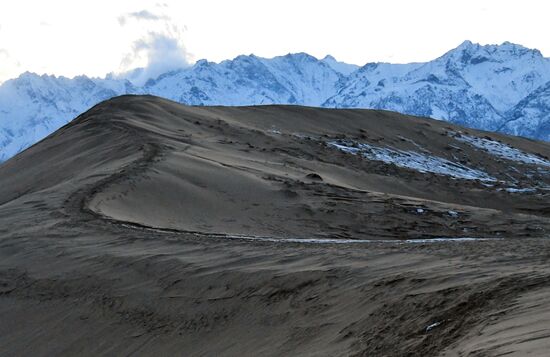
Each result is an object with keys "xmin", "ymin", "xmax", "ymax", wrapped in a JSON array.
[{"xmin": 0, "ymin": 0, "xmax": 549, "ymax": 83}]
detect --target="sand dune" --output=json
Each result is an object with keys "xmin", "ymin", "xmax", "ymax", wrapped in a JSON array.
[{"xmin": 0, "ymin": 95, "xmax": 550, "ymax": 355}]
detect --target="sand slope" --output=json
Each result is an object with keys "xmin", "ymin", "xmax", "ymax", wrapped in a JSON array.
[{"xmin": 0, "ymin": 95, "xmax": 550, "ymax": 356}]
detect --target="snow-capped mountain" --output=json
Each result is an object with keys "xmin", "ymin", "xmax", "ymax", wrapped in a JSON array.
[
  {"xmin": 320, "ymin": 55, "xmax": 359, "ymax": 75},
  {"xmin": 1, "ymin": 41, "xmax": 550, "ymax": 162},
  {"xmin": 0, "ymin": 73, "xmax": 141, "ymax": 161},
  {"xmin": 325, "ymin": 41, "xmax": 550, "ymax": 131},
  {"xmin": 502, "ymin": 81, "xmax": 550, "ymax": 141},
  {"xmin": 144, "ymin": 53, "xmax": 345, "ymax": 106}
]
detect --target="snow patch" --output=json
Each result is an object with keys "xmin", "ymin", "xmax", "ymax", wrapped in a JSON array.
[
  {"xmin": 223, "ymin": 235, "xmax": 495, "ymax": 244},
  {"xmin": 502, "ymin": 187, "xmax": 537, "ymax": 193},
  {"xmin": 454, "ymin": 133, "xmax": 550, "ymax": 167},
  {"xmin": 448, "ymin": 210, "xmax": 459, "ymax": 217},
  {"xmin": 329, "ymin": 140, "xmax": 495, "ymax": 181},
  {"xmin": 120, "ymin": 224, "xmax": 495, "ymax": 244},
  {"xmin": 425, "ymin": 321, "xmax": 441, "ymax": 332}
]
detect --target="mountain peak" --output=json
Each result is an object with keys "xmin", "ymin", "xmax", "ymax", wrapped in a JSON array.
[
  {"xmin": 456, "ymin": 40, "xmax": 478, "ymax": 51},
  {"xmin": 227, "ymin": 54, "xmax": 262, "ymax": 63},
  {"xmin": 495, "ymin": 41, "xmax": 543, "ymax": 58},
  {"xmin": 282, "ymin": 52, "xmax": 319, "ymax": 62},
  {"xmin": 195, "ymin": 59, "xmax": 210, "ymax": 66},
  {"xmin": 444, "ymin": 40, "xmax": 543, "ymax": 65},
  {"xmin": 320, "ymin": 55, "xmax": 359, "ymax": 75}
]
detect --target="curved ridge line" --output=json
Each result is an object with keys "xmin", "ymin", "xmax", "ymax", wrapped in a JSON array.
[{"xmin": 69, "ymin": 123, "xmax": 499, "ymax": 245}]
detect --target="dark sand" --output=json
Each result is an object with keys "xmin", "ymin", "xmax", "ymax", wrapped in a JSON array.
[{"xmin": 1, "ymin": 95, "xmax": 550, "ymax": 355}]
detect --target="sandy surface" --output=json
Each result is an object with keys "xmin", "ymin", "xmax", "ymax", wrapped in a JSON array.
[{"xmin": 0, "ymin": 95, "xmax": 550, "ymax": 356}]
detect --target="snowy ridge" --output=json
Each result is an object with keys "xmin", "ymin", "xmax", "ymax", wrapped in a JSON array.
[
  {"xmin": 321, "ymin": 55, "xmax": 360, "ymax": 76},
  {"xmin": 1, "ymin": 41, "xmax": 550, "ymax": 162},
  {"xmin": 326, "ymin": 41, "xmax": 550, "ymax": 133},
  {"xmin": 502, "ymin": 81, "xmax": 550, "ymax": 141}
]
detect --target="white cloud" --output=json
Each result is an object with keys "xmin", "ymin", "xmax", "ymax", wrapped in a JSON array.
[
  {"xmin": 116, "ymin": 8, "xmax": 191, "ymax": 85},
  {"xmin": 119, "ymin": 32, "xmax": 190, "ymax": 85},
  {"xmin": 117, "ymin": 16, "xmax": 127, "ymax": 27},
  {"xmin": 118, "ymin": 9, "xmax": 168, "ymax": 26},
  {"xmin": 128, "ymin": 10, "xmax": 167, "ymax": 21}
]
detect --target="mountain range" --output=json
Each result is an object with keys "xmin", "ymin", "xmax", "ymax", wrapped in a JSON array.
[{"xmin": 1, "ymin": 40, "xmax": 550, "ymax": 161}]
